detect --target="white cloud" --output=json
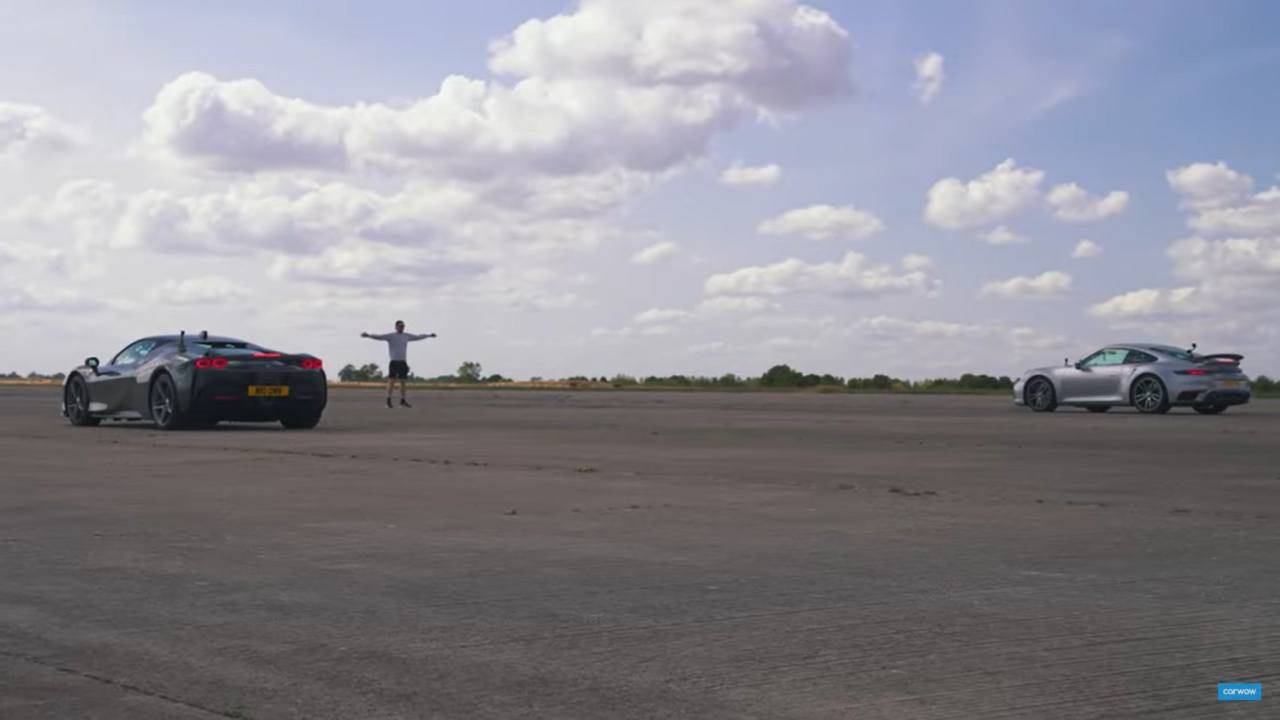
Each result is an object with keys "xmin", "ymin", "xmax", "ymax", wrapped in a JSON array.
[
  {"xmin": 694, "ymin": 296, "xmax": 778, "ymax": 314},
  {"xmin": 634, "ymin": 307, "xmax": 690, "ymax": 324},
  {"xmin": 913, "ymin": 52, "xmax": 945, "ymax": 105},
  {"xmin": 719, "ymin": 162, "xmax": 781, "ymax": 187},
  {"xmin": 146, "ymin": 276, "xmax": 251, "ymax": 304},
  {"xmin": 901, "ymin": 253, "xmax": 934, "ymax": 271},
  {"xmin": 1089, "ymin": 286, "xmax": 1200, "ymax": 319},
  {"xmin": 978, "ymin": 225, "xmax": 1027, "ymax": 245},
  {"xmin": 0, "ymin": 285, "xmax": 102, "ymax": 312},
  {"xmin": 1072, "ymin": 239, "xmax": 1102, "ymax": 259},
  {"xmin": 1166, "ymin": 161, "xmax": 1253, "ymax": 211},
  {"xmin": 1046, "ymin": 182, "xmax": 1129, "ymax": 222},
  {"xmin": 687, "ymin": 341, "xmax": 727, "ymax": 354},
  {"xmin": 1168, "ymin": 235, "xmax": 1280, "ymax": 279},
  {"xmin": 848, "ymin": 316, "xmax": 1067, "ymax": 363},
  {"xmin": 1187, "ymin": 187, "xmax": 1280, "ymax": 236},
  {"xmin": 705, "ymin": 252, "xmax": 938, "ymax": 298},
  {"xmin": 852, "ymin": 315, "xmax": 1064, "ymax": 350},
  {"xmin": 980, "ymin": 270, "xmax": 1072, "ymax": 299},
  {"xmin": 269, "ymin": 240, "xmax": 488, "ymax": 289},
  {"xmin": 924, "ymin": 159, "xmax": 1044, "ymax": 230},
  {"xmin": 1094, "ymin": 162, "xmax": 1280, "ymax": 323},
  {"xmin": 142, "ymin": 1, "xmax": 851, "ymax": 176},
  {"xmin": 0, "ymin": 103, "xmax": 84, "ymax": 158},
  {"xmin": 487, "ymin": 1, "xmax": 851, "ymax": 109},
  {"xmin": 853, "ymin": 315, "xmax": 990, "ymax": 340},
  {"xmin": 758, "ymin": 204, "xmax": 885, "ymax": 241},
  {"xmin": 629, "ymin": 240, "xmax": 679, "ymax": 265}
]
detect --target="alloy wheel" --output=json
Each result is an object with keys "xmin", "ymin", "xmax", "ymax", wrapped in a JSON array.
[
  {"xmin": 1028, "ymin": 379, "xmax": 1054, "ymax": 411},
  {"xmin": 1133, "ymin": 377, "xmax": 1164, "ymax": 413},
  {"xmin": 151, "ymin": 378, "xmax": 175, "ymax": 426},
  {"xmin": 66, "ymin": 379, "xmax": 87, "ymax": 423}
]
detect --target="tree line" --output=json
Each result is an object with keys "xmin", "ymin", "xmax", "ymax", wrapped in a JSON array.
[{"xmin": 4, "ymin": 366, "xmax": 1279, "ymax": 395}]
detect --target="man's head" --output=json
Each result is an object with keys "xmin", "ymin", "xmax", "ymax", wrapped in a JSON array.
[{"xmin": 394, "ymin": 320, "xmax": 405, "ymax": 333}]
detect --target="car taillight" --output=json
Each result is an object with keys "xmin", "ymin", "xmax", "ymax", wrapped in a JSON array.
[
  {"xmin": 1177, "ymin": 368, "xmax": 1210, "ymax": 376},
  {"xmin": 195, "ymin": 357, "xmax": 229, "ymax": 369},
  {"xmin": 301, "ymin": 358, "xmax": 323, "ymax": 370},
  {"xmin": 253, "ymin": 352, "xmax": 283, "ymax": 359}
]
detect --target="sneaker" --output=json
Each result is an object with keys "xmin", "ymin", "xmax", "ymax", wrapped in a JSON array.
[
  {"xmin": 400, "ymin": 399, "xmax": 412, "ymax": 408},
  {"xmin": 385, "ymin": 398, "xmax": 394, "ymax": 409}
]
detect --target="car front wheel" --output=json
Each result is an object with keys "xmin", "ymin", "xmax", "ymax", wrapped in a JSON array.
[
  {"xmin": 1026, "ymin": 378, "xmax": 1057, "ymax": 412},
  {"xmin": 64, "ymin": 375, "xmax": 100, "ymax": 427}
]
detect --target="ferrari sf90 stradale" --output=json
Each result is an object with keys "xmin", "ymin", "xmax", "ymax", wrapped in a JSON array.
[
  {"xmin": 1013, "ymin": 343, "xmax": 1250, "ymax": 414},
  {"xmin": 63, "ymin": 332, "xmax": 327, "ymax": 429}
]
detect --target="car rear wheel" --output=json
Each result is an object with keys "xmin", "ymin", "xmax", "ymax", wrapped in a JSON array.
[
  {"xmin": 150, "ymin": 373, "xmax": 187, "ymax": 430},
  {"xmin": 64, "ymin": 375, "xmax": 100, "ymax": 427},
  {"xmin": 1086, "ymin": 406, "xmax": 1110, "ymax": 413},
  {"xmin": 1131, "ymin": 375, "xmax": 1171, "ymax": 415},
  {"xmin": 280, "ymin": 410, "xmax": 322, "ymax": 430},
  {"xmin": 1193, "ymin": 404, "xmax": 1227, "ymax": 415},
  {"xmin": 1026, "ymin": 378, "xmax": 1057, "ymax": 412}
]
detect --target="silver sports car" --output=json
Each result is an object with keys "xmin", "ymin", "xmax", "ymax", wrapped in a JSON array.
[{"xmin": 1013, "ymin": 343, "xmax": 1250, "ymax": 414}]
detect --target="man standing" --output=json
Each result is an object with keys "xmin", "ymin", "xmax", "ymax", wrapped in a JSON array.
[{"xmin": 361, "ymin": 321, "xmax": 437, "ymax": 408}]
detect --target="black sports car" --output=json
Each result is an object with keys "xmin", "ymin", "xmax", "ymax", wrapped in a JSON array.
[{"xmin": 62, "ymin": 331, "xmax": 327, "ymax": 430}]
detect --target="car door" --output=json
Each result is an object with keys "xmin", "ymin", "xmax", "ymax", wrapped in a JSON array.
[
  {"xmin": 1059, "ymin": 348, "xmax": 1128, "ymax": 402},
  {"xmin": 90, "ymin": 339, "xmax": 158, "ymax": 413}
]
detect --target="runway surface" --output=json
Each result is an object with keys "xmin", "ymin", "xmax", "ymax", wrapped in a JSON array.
[{"xmin": 2, "ymin": 386, "xmax": 1277, "ymax": 718}]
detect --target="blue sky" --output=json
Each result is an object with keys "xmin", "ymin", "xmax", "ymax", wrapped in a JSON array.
[{"xmin": 2, "ymin": 1, "xmax": 1278, "ymax": 378}]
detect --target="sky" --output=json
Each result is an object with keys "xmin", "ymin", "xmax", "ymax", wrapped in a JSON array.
[{"xmin": 2, "ymin": 0, "xmax": 1279, "ymax": 380}]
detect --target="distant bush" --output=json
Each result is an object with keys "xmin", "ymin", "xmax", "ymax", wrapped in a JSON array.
[
  {"xmin": 1254, "ymin": 375, "xmax": 1276, "ymax": 395},
  {"xmin": 338, "ymin": 363, "xmax": 383, "ymax": 381}
]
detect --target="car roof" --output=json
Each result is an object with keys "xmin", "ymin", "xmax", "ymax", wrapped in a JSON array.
[
  {"xmin": 149, "ymin": 334, "xmax": 249, "ymax": 344},
  {"xmin": 1106, "ymin": 343, "xmax": 1187, "ymax": 355}
]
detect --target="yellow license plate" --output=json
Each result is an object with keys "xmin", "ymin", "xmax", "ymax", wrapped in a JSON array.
[
  {"xmin": 1222, "ymin": 380, "xmax": 1241, "ymax": 389},
  {"xmin": 247, "ymin": 385, "xmax": 289, "ymax": 397}
]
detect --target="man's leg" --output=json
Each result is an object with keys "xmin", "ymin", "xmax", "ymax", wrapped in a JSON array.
[
  {"xmin": 385, "ymin": 377, "xmax": 394, "ymax": 408},
  {"xmin": 399, "ymin": 378, "xmax": 411, "ymax": 407}
]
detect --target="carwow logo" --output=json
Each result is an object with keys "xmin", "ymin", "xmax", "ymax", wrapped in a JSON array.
[{"xmin": 1218, "ymin": 683, "xmax": 1261, "ymax": 701}]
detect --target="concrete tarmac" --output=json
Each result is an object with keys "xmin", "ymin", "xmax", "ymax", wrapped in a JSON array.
[{"xmin": 1, "ymin": 387, "xmax": 1277, "ymax": 718}]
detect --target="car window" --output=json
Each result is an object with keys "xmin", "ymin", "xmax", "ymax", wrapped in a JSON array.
[
  {"xmin": 111, "ymin": 339, "xmax": 159, "ymax": 366},
  {"xmin": 1125, "ymin": 350, "xmax": 1157, "ymax": 364},
  {"xmin": 1082, "ymin": 348, "xmax": 1128, "ymax": 368}
]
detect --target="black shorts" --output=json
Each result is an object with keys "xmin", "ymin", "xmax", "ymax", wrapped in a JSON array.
[{"xmin": 388, "ymin": 360, "xmax": 410, "ymax": 379}]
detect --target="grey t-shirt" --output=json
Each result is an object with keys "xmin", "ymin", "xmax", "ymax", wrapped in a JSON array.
[{"xmin": 367, "ymin": 332, "xmax": 431, "ymax": 362}]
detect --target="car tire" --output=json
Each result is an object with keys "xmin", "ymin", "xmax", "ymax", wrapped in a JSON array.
[
  {"xmin": 1086, "ymin": 406, "xmax": 1110, "ymax": 413},
  {"xmin": 280, "ymin": 410, "xmax": 322, "ymax": 430},
  {"xmin": 149, "ymin": 373, "xmax": 187, "ymax": 430},
  {"xmin": 64, "ymin": 374, "xmax": 100, "ymax": 427},
  {"xmin": 1025, "ymin": 377, "xmax": 1057, "ymax": 412},
  {"xmin": 1131, "ymin": 375, "xmax": 1171, "ymax": 415},
  {"xmin": 1193, "ymin": 404, "xmax": 1227, "ymax": 415}
]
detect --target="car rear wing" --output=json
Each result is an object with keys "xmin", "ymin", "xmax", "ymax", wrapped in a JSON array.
[{"xmin": 1197, "ymin": 353, "xmax": 1243, "ymax": 364}]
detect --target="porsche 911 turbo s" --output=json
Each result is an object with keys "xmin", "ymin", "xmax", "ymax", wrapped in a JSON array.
[
  {"xmin": 62, "ymin": 331, "xmax": 327, "ymax": 430},
  {"xmin": 1013, "ymin": 343, "xmax": 1250, "ymax": 414}
]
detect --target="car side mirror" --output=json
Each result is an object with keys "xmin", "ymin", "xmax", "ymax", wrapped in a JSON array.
[
  {"xmin": 1074, "ymin": 362, "xmax": 1085, "ymax": 370},
  {"xmin": 85, "ymin": 357, "xmax": 100, "ymax": 375}
]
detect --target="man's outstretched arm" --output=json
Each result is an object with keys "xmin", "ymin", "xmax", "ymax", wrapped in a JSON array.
[
  {"xmin": 361, "ymin": 332, "xmax": 392, "ymax": 340},
  {"xmin": 408, "ymin": 332, "xmax": 438, "ymax": 341}
]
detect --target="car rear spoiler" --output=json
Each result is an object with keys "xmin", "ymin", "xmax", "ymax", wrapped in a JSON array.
[{"xmin": 1197, "ymin": 353, "xmax": 1243, "ymax": 364}]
